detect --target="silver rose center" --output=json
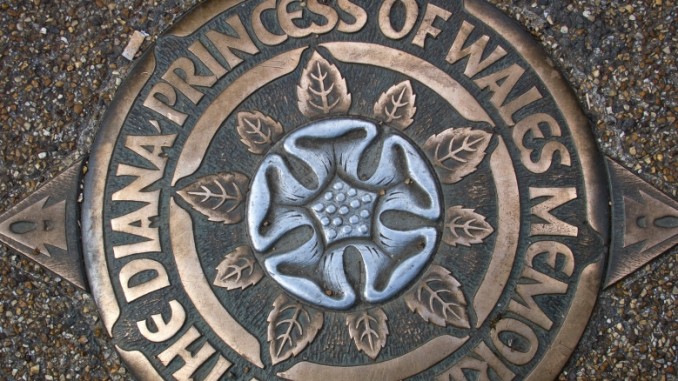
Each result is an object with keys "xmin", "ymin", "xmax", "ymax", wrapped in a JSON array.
[
  {"xmin": 309, "ymin": 178, "xmax": 376, "ymax": 245},
  {"xmin": 247, "ymin": 119, "xmax": 442, "ymax": 310}
]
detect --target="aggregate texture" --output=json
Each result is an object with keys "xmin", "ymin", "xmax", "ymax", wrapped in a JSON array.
[{"xmin": 0, "ymin": 0, "xmax": 675, "ymax": 380}]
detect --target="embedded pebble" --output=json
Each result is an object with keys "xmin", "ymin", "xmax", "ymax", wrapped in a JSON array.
[{"xmin": 122, "ymin": 30, "xmax": 147, "ymax": 61}]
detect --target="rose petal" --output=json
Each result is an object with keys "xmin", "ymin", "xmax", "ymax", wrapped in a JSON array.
[
  {"xmin": 350, "ymin": 238, "xmax": 435, "ymax": 303},
  {"xmin": 285, "ymin": 119, "xmax": 378, "ymax": 183},
  {"xmin": 374, "ymin": 219, "xmax": 438, "ymax": 263},
  {"xmin": 267, "ymin": 242, "xmax": 356, "ymax": 310},
  {"xmin": 249, "ymin": 206, "xmax": 314, "ymax": 252},
  {"xmin": 250, "ymin": 154, "xmax": 318, "ymax": 207},
  {"xmin": 377, "ymin": 183, "xmax": 440, "ymax": 221},
  {"xmin": 360, "ymin": 135, "xmax": 407, "ymax": 188}
]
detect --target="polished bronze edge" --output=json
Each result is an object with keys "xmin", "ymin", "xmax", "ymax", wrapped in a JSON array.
[
  {"xmin": 524, "ymin": 259, "xmax": 604, "ymax": 381},
  {"xmin": 278, "ymin": 335, "xmax": 469, "ymax": 381},
  {"xmin": 116, "ymin": 346, "xmax": 164, "ymax": 381},
  {"xmin": 604, "ymin": 158, "xmax": 678, "ymax": 288},
  {"xmin": 464, "ymin": 0, "xmax": 610, "ymax": 239},
  {"xmin": 167, "ymin": 0, "xmax": 245, "ymax": 37},
  {"xmin": 82, "ymin": 51, "xmax": 158, "ymax": 335},
  {"xmin": 473, "ymin": 138, "xmax": 520, "ymax": 327}
]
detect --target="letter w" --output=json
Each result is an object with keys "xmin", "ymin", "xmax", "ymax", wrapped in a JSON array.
[{"xmin": 446, "ymin": 21, "xmax": 507, "ymax": 78}]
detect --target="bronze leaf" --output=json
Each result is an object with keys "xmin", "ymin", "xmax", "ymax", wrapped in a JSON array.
[
  {"xmin": 236, "ymin": 111, "xmax": 284, "ymax": 155},
  {"xmin": 346, "ymin": 308, "xmax": 389, "ymax": 360},
  {"xmin": 297, "ymin": 51, "xmax": 352, "ymax": 118},
  {"xmin": 267, "ymin": 294, "xmax": 324, "ymax": 365},
  {"xmin": 443, "ymin": 206, "xmax": 494, "ymax": 247},
  {"xmin": 177, "ymin": 172, "xmax": 249, "ymax": 225},
  {"xmin": 423, "ymin": 128, "xmax": 492, "ymax": 184},
  {"xmin": 214, "ymin": 246, "xmax": 264, "ymax": 291},
  {"xmin": 404, "ymin": 265, "xmax": 470, "ymax": 329},
  {"xmin": 373, "ymin": 80, "xmax": 417, "ymax": 130}
]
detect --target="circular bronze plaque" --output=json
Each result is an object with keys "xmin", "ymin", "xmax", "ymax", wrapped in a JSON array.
[{"xmin": 83, "ymin": 0, "xmax": 609, "ymax": 379}]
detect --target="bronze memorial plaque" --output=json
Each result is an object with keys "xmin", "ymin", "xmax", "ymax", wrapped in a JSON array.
[
  {"xmin": 83, "ymin": 0, "xmax": 608, "ymax": 379},
  {"xmin": 2, "ymin": 0, "xmax": 676, "ymax": 380}
]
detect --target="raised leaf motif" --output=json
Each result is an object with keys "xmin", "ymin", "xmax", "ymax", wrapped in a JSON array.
[
  {"xmin": 177, "ymin": 172, "xmax": 249, "ymax": 224},
  {"xmin": 236, "ymin": 111, "xmax": 284, "ymax": 155},
  {"xmin": 405, "ymin": 265, "xmax": 470, "ymax": 329},
  {"xmin": 297, "ymin": 51, "xmax": 351, "ymax": 118},
  {"xmin": 443, "ymin": 206, "xmax": 494, "ymax": 247},
  {"xmin": 214, "ymin": 246, "xmax": 264, "ymax": 290},
  {"xmin": 423, "ymin": 128, "xmax": 492, "ymax": 184},
  {"xmin": 267, "ymin": 294, "xmax": 324, "ymax": 365},
  {"xmin": 373, "ymin": 80, "xmax": 417, "ymax": 130},
  {"xmin": 346, "ymin": 308, "xmax": 389, "ymax": 360}
]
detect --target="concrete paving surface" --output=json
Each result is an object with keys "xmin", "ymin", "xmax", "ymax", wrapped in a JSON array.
[{"xmin": 0, "ymin": 0, "xmax": 675, "ymax": 380}]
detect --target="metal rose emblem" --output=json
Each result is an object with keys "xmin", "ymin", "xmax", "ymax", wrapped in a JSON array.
[{"xmin": 248, "ymin": 119, "xmax": 442, "ymax": 310}]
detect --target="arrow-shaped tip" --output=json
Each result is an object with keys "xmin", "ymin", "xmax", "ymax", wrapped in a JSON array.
[
  {"xmin": 0, "ymin": 161, "xmax": 87, "ymax": 290},
  {"xmin": 605, "ymin": 159, "xmax": 678, "ymax": 288}
]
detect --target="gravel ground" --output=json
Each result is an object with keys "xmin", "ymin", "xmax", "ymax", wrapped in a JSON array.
[{"xmin": 0, "ymin": 0, "xmax": 676, "ymax": 380}]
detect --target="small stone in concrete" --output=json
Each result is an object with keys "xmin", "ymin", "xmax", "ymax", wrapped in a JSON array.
[{"xmin": 122, "ymin": 30, "xmax": 147, "ymax": 61}]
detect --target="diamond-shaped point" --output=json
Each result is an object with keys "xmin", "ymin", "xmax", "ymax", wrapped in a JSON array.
[
  {"xmin": 605, "ymin": 159, "xmax": 678, "ymax": 288},
  {"xmin": 308, "ymin": 178, "xmax": 376, "ymax": 245},
  {"xmin": 0, "ymin": 161, "xmax": 86, "ymax": 290}
]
